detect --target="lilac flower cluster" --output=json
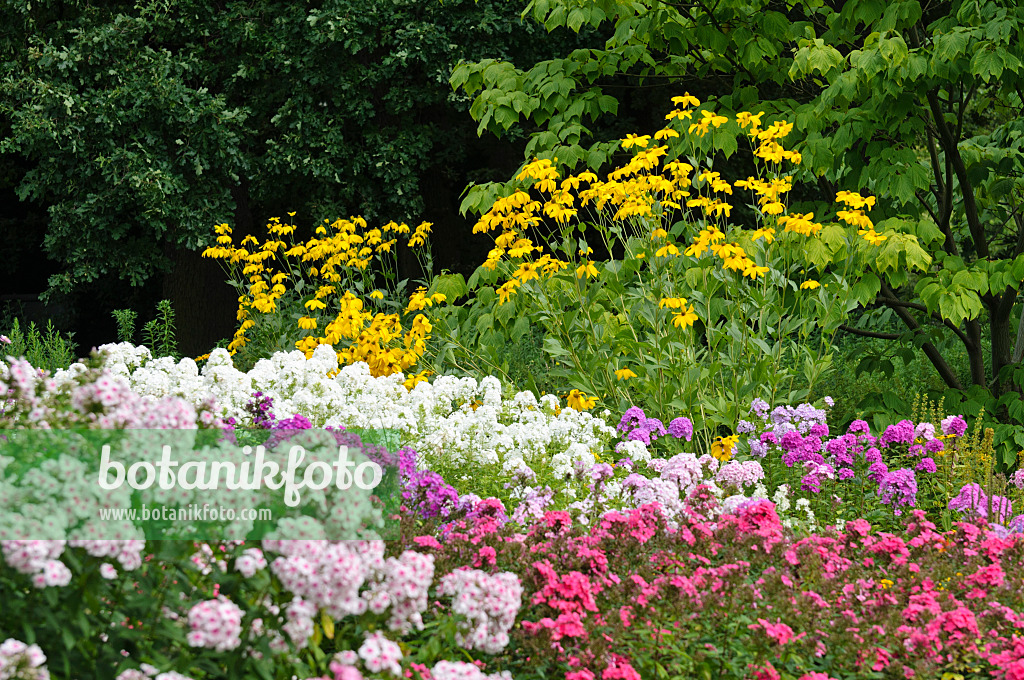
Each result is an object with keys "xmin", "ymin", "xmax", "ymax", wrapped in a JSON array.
[
  {"xmin": 878, "ymin": 467, "xmax": 918, "ymax": 516},
  {"xmin": 948, "ymin": 483, "xmax": 1015, "ymax": 525},
  {"xmin": 617, "ymin": 406, "xmax": 692, "ymax": 445}
]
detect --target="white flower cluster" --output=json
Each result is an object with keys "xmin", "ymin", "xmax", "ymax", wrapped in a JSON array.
[{"xmin": 63, "ymin": 343, "xmax": 617, "ymax": 478}]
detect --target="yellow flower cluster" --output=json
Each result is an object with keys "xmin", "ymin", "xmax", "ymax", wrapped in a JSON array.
[
  {"xmin": 836, "ymin": 191, "xmax": 885, "ymax": 244},
  {"xmin": 470, "ymin": 96, "xmax": 889, "ymax": 334},
  {"xmin": 658, "ymin": 297, "xmax": 699, "ymax": 329},
  {"xmin": 203, "ymin": 215, "xmax": 440, "ymax": 379}
]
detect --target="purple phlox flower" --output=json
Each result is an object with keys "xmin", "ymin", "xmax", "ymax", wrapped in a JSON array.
[
  {"xmin": 925, "ymin": 438, "xmax": 945, "ymax": 454},
  {"xmin": 780, "ymin": 430, "xmax": 804, "ymax": 453},
  {"xmin": 810, "ymin": 423, "xmax": 830, "ymax": 438},
  {"xmin": 761, "ymin": 431, "xmax": 778, "ymax": 446},
  {"xmin": 878, "ymin": 468, "xmax": 917, "ymax": 515},
  {"xmin": 824, "ymin": 396, "xmax": 835, "ymax": 407},
  {"xmin": 848, "ymin": 419, "xmax": 870, "ymax": 435},
  {"xmin": 736, "ymin": 419, "xmax": 756, "ymax": 435},
  {"xmin": 826, "ymin": 435, "xmax": 854, "ymax": 467},
  {"xmin": 941, "ymin": 415, "xmax": 968, "ymax": 438},
  {"xmin": 882, "ymin": 420, "xmax": 915, "ymax": 447},
  {"xmin": 1010, "ymin": 470, "xmax": 1024, "ymax": 490},
  {"xmin": 867, "ymin": 461, "xmax": 888, "ymax": 483},
  {"xmin": 908, "ymin": 444, "xmax": 924, "ymax": 457},
  {"xmin": 749, "ymin": 439, "xmax": 768, "ymax": 458},
  {"xmin": 804, "ymin": 461, "xmax": 835, "ymax": 479},
  {"xmin": 947, "ymin": 484, "xmax": 1013, "ymax": 524},
  {"xmin": 511, "ymin": 486, "xmax": 556, "ymax": 524},
  {"xmin": 837, "ymin": 467, "xmax": 855, "ymax": 481},
  {"xmin": 404, "ymin": 470, "xmax": 461, "ymax": 519},
  {"xmin": 618, "ymin": 406, "xmax": 646, "ymax": 434},
  {"xmin": 771, "ymin": 406, "xmax": 794, "ymax": 425},
  {"xmin": 512, "ymin": 467, "xmax": 537, "ymax": 484},
  {"xmin": 915, "ymin": 422, "xmax": 936, "ymax": 441},
  {"xmin": 589, "ymin": 463, "xmax": 614, "ymax": 484},
  {"xmin": 749, "ymin": 398, "xmax": 770, "ymax": 420},
  {"xmin": 915, "ymin": 457, "xmax": 937, "ymax": 474},
  {"xmin": 668, "ymin": 416, "xmax": 694, "ymax": 441},
  {"xmin": 864, "ymin": 447, "xmax": 882, "ymax": 465},
  {"xmin": 274, "ymin": 414, "xmax": 312, "ymax": 430},
  {"xmin": 1009, "ymin": 514, "xmax": 1024, "ymax": 533},
  {"xmin": 616, "ymin": 456, "xmax": 635, "ymax": 471},
  {"xmin": 801, "ymin": 472, "xmax": 823, "ymax": 494},
  {"xmin": 622, "ymin": 473, "xmax": 651, "ymax": 492}
]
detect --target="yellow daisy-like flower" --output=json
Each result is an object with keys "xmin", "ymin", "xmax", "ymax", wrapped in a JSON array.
[
  {"xmin": 671, "ymin": 92, "xmax": 701, "ymax": 108},
  {"xmin": 800, "ymin": 280, "xmax": 821, "ymax": 290},
  {"xmin": 672, "ymin": 305, "xmax": 698, "ymax": 329},
  {"xmin": 297, "ymin": 316, "xmax": 318, "ymax": 330},
  {"xmin": 566, "ymin": 389, "xmax": 597, "ymax": 411},
  {"xmin": 576, "ymin": 261, "xmax": 599, "ymax": 279},
  {"xmin": 614, "ymin": 368, "xmax": 638, "ymax": 381},
  {"xmin": 710, "ymin": 435, "xmax": 739, "ymax": 462},
  {"xmin": 370, "ymin": 290, "xmax": 384, "ymax": 300},
  {"xmin": 621, "ymin": 134, "xmax": 651, "ymax": 149},
  {"xmin": 305, "ymin": 298, "xmax": 327, "ymax": 311}
]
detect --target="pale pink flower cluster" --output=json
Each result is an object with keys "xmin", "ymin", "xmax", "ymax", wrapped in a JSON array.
[
  {"xmin": 116, "ymin": 668, "xmax": 195, "ymax": 680},
  {"xmin": 281, "ymin": 597, "xmax": 318, "ymax": 649},
  {"xmin": 0, "ymin": 638, "xmax": 49, "ymax": 680},
  {"xmin": 365, "ymin": 551, "xmax": 434, "ymax": 634},
  {"xmin": 0, "ymin": 540, "xmax": 70, "ymax": 588},
  {"xmin": 68, "ymin": 537, "xmax": 145, "ymax": 571},
  {"xmin": 264, "ymin": 540, "xmax": 388, "ymax": 621},
  {"xmin": 186, "ymin": 597, "xmax": 245, "ymax": 651},
  {"xmin": 357, "ymin": 631, "xmax": 402, "ymax": 675},
  {"xmin": 716, "ymin": 460, "xmax": 766, "ymax": 489},
  {"xmin": 430, "ymin": 661, "xmax": 513, "ymax": 680},
  {"xmin": 436, "ymin": 569, "xmax": 522, "ymax": 654},
  {"xmin": 235, "ymin": 547, "xmax": 268, "ymax": 578}
]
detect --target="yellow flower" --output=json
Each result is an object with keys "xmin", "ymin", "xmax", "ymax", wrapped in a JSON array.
[
  {"xmin": 800, "ymin": 280, "xmax": 821, "ymax": 290},
  {"xmin": 710, "ymin": 435, "xmax": 739, "ymax": 461},
  {"xmin": 614, "ymin": 368, "xmax": 638, "ymax": 380},
  {"xmin": 735, "ymin": 111, "xmax": 765, "ymax": 129},
  {"xmin": 298, "ymin": 316, "xmax": 318, "ymax": 330},
  {"xmin": 672, "ymin": 305, "xmax": 698, "ymax": 329},
  {"xmin": 655, "ymin": 243, "xmax": 680, "ymax": 258},
  {"xmin": 858, "ymin": 229, "xmax": 888, "ymax": 246},
  {"xmin": 743, "ymin": 264, "xmax": 770, "ymax": 279},
  {"xmin": 671, "ymin": 92, "xmax": 701, "ymax": 108},
  {"xmin": 576, "ymin": 261, "xmax": 599, "ymax": 279},
  {"xmin": 622, "ymin": 134, "xmax": 652, "ymax": 149},
  {"xmin": 305, "ymin": 298, "xmax": 327, "ymax": 311},
  {"xmin": 566, "ymin": 389, "xmax": 597, "ymax": 411},
  {"xmin": 654, "ymin": 128, "xmax": 680, "ymax": 140}
]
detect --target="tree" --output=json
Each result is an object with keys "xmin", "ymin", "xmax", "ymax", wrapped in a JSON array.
[
  {"xmin": 452, "ymin": 0, "xmax": 1024, "ymax": 458},
  {"xmin": 0, "ymin": 0, "xmax": 590, "ymax": 352}
]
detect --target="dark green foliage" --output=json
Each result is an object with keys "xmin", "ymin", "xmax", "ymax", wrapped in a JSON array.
[{"xmin": 0, "ymin": 0, "xmax": 591, "ymax": 297}]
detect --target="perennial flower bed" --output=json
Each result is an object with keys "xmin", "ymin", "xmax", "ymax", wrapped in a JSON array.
[{"xmin": 3, "ymin": 345, "xmax": 1024, "ymax": 680}]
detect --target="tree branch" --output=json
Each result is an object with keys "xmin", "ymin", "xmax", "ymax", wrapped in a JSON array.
[
  {"xmin": 926, "ymin": 88, "xmax": 988, "ymax": 258},
  {"xmin": 839, "ymin": 324, "xmax": 901, "ymax": 340},
  {"xmin": 878, "ymin": 279, "xmax": 964, "ymax": 390}
]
